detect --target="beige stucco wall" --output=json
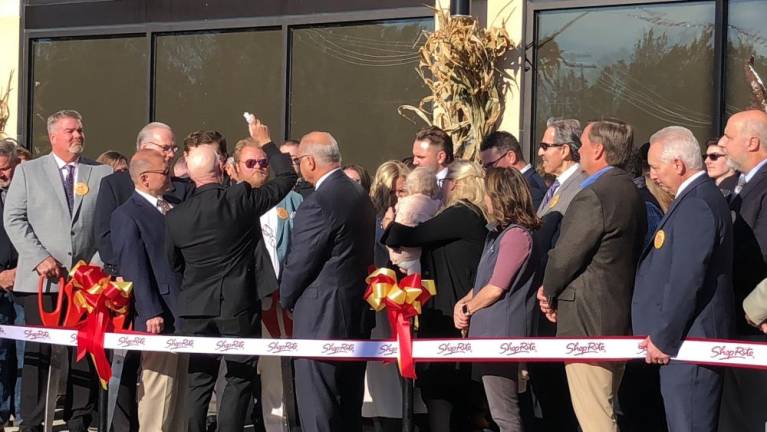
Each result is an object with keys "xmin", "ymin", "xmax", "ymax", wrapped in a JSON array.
[{"xmin": 0, "ymin": 0, "xmax": 20, "ymax": 139}]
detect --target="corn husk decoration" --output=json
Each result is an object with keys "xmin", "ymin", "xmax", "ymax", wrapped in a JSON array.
[
  {"xmin": 745, "ymin": 56, "xmax": 767, "ymax": 113},
  {"xmin": 399, "ymin": 8, "xmax": 515, "ymax": 162},
  {"xmin": 0, "ymin": 71, "xmax": 12, "ymax": 139}
]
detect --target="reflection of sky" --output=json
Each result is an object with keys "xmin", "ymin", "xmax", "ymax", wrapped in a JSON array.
[
  {"xmin": 729, "ymin": 0, "xmax": 767, "ymax": 56},
  {"xmin": 538, "ymin": 1, "xmax": 715, "ymax": 74}
]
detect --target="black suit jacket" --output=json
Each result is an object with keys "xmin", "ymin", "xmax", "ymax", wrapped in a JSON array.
[
  {"xmin": 730, "ymin": 163, "xmax": 767, "ymax": 335},
  {"xmin": 110, "ymin": 192, "xmax": 182, "ymax": 333},
  {"xmin": 523, "ymin": 168, "xmax": 547, "ymax": 210},
  {"xmin": 280, "ymin": 170, "xmax": 375, "ymax": 339},
  {"xmin": 0, "ymin": 196, "xmax": 17, "ymax": 271},
  {"xmin": 543, "ymin": 168, "xmax": 646, "ymax": 337},
  {"xmin": 166, "ymin": 143, "xmax": 296, "ymax": 319},
  {"xmin": 96, "ymin": 170, "xmax": 193, "ymax": 276}
]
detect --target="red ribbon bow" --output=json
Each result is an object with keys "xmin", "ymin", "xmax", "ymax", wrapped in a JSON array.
[{"xmin": 364, "ymin": 268, "xmax": 436, "ymax": 378}]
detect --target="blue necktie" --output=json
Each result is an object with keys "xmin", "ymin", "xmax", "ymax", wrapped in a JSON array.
[
  {"xmin": 541, "ymin": 180, "xmax": 560, "ymax": 208},
  {"xmin": 62, "ymin": 164, "xmax": 74, "ymax": 214}
]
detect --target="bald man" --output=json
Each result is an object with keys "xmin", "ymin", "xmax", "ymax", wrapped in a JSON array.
[
  {"xmin": 280, "ymin": 132, "xmax": 375, "ymax": 432},
  {"xmin": 165, "ymin": 124, "xmax": 297, "ymax": 432},
  {"xmin": 718, "ymin": 109, "xmax": 767, "ymax": 431}
]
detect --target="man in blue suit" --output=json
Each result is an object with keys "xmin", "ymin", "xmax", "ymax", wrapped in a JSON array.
[
  {"xmin": 633, "ymin": 126, "xmax": 734, "ymax": 432},
  {"xmin": 111, "ymin": 149, "xmax": 187, "ymax": 431},
  {"xmin": 280, "ymin": 132, "xmax": 375, "ymax": 432}
]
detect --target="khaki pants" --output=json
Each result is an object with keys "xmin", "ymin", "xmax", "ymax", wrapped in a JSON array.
[
  {"xmin": 137, "ymin": 351, "xmax": 189, "ymax": 432},
  {"xmin": 565, "ymin": 362, "xmax": 625, "ymax": 432}
]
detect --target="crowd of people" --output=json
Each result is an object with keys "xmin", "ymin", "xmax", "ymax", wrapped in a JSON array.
[{"xmin": 0, "ymin": 108, "xmax": 766, "ymax": 432}]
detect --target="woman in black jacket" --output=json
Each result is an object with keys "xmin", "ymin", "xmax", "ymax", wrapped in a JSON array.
[{"xmin": 382, "ymin": 160, "xmax": 488, "ymax": 432}]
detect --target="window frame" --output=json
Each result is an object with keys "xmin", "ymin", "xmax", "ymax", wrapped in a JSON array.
[{"xmin": 522, "ymin": 0, "xmax": 728, "ymax": 159}]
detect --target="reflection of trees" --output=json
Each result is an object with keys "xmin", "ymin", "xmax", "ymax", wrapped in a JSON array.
[{"xmin": 536, "ymin": 25, "xmax": 714, "ymax": 144}]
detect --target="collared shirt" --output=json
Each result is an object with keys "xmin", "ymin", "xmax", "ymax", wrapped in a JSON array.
[
  {"xmin": 556, "ymin": 163, "xmax": 580, "ymax": 186},
  {"xmin": 134, "ymin": 188, "xmax": 171, "ymax": 214},
  {"xmin": 52, "ymin": 153, "xmax": 79, "ymax": 196},
  {"xmin": 580, "ymin": 166, "xmax": 613, "ymax": 188},
  {"xmin": 314, "ymin": 167, "xmax": 342, "ymax": 191},
  {"xmin": 676, "ymin": 171, "xmax": 707, "ymax": 197},
  {"xmin": 519, "ymin": 164, "xmax": 532, "ymax": 175},
  {"xmin": 436, "ymin": 167, "xmax": 448, "ymax": 181},
  {"xmin": 260, "ymin": 207, "xmax": 280, "ymax": 276},
  {"xmin": 745, "ymin": 157, "xmax": 767, "ymax": 183}
]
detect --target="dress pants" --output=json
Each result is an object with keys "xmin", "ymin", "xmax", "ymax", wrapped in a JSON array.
[
  {"xmin": 294, "ymin": 358, "xmax": 366, "ymax": 432},
  {"xmin": 565, "ymin": 361, "xmax": 624, "ymax": 432},
  {"xmin": 180, "ymin": 311, "xmax": 260, "ymax": 432},
  {"xmin": 16, "ymin": 293, "xmax": 97, "ymax": 432},
  {"xmin": 137, "ymin": 351, "xmax": 188, "ymax": 431},
  {"xmin": 659, "ymin": 363, "xmax": 722, "ymax": 432},
  {"xmin": 481, "ymin": 374, "xmax": 522, "ymax": 432}
]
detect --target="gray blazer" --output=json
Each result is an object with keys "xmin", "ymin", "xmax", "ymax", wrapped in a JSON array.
[
  {"xmin": 4, "ymin": 153, "xmax": 112, "ymax": 293},
  {"xmin": 537, "ymin": 164, "xmax": 588, "ymax": 218},
  {"xmin": 744, "ymin": 277, "xmax": 767, "ymax": 324}
]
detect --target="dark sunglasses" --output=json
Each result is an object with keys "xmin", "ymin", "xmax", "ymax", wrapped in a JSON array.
[
  {"xmin": 483, "ymin": 151, "xmax": 509, "ymax": 169},
  {"xmin": 243, "ymin": 158, "xmax": 269, "ymax": 169},
  {"xmin": 704, "ymin": 153, "xmax": 725, "ymax": 161},
  {"xmin": 539, "ymin": 142, "xmax": 567, "ymax": 151}
]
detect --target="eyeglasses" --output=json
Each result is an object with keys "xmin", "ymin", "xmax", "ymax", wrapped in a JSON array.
[
  {"xmin": 292, "ymin": 154, "xmax": 311, "ymax": 165},
  {"xmin": 539, "ymin": 142, "xmax": 567, "ymax": 151},
  {"xmin": 145, "ymin": 142, "xmax": 178, "ymax": 154},
  {"xmin": 704, "ymin": 153, "xmax": 725, "ymax": 161},
  {"xmin": 483, "ymin": 151, "xmax": 509, "ymax": 169},
  {"xmin": 243, "ymin": 158, "xmax": 269, "ymax": 169},
  {"xmin": 141, "ymin": 168, "xmax": 170, "ymax": 177}
]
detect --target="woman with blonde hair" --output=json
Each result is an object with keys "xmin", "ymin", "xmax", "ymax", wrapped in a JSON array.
[{"xmin": 382, "ymin": 160, "xmax": 488, "ymax": 432}]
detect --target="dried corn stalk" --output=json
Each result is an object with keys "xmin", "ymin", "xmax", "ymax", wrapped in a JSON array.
[
  {"xmin": 745, "ymin": 56, "xmax": 767, "ymax": 113},
  {"xmin": 0, "ymin": 71, "xmax": 12, "ymax": 139},
  {"xmin": 399, "ymin": 8, "xmax": 515, "ymax": 162}
]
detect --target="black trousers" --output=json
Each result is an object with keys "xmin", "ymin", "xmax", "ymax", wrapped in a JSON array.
[
  {"xmin": 527, "ymin": 362, "xmax": 579, "ymax": 432},
  {"xmin": 294, "ymin": 358, "xmax": 365, "ymax": 432},
  {"xmin": 180, "ymin": 310, "xmax": 261, "ymax": 432},
  {"xmin": 111, "ymin": 350, "xmax": 139, "ymax": 432},
  {"xmin": 16, "ymin": 293, "xmax": 97, "ymax": 432}
]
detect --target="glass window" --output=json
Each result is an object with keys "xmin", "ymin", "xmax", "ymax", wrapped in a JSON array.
[
  {"xmin": 533, "ymin": 2, "xmax": 716, "ymax": 147},
  {"xmin": 154, "ymin": 29, "xmax": 283, "ymax": 155},
  {"xmin": 725, "ymin": 0, "xmax": 767, "ymax": 119},
  {"xmin": 31, "ymin": 36, "xmax": 148, "ymax": 157},
  {"xmin": 290, "ymin": 19, "xmax": 433, "ymax": 172}
]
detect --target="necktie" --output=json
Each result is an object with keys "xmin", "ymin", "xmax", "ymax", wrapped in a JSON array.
[
  {"xmin": 157, "ymin": 199, "xmax": 171, "ymax": 215},
  {"xmin": 62, "ymin": 165, "xmax": 74, "ymax": 214},
  {"xmin": 541, "ymin": 180, "xmax": 560, "ymax": 208},
  {"xmin": 735, "ymin": 174, "xmax": 746, "ymax": 195}
]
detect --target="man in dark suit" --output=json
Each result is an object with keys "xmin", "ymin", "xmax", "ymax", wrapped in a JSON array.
[
  {"xmin": 538, "ymin": 120, "xmax": 646, "ymax": 432},
  {"xmin": 0, "ymin": 139, "xmax": 20, "ymax": 429},
  {"xmin": 280, "ymin": 132, "xmax": 375, "ymax": 432},
  {"xmin": 480, "ymin": 130, "xmax": 546, "ymax": 208},
  {"xmin": 110, "ymin": 149, "xmax": 187, "ymax": 431},
  {"xmin": 165, "ymin": 121, "xmax": 296, "ymax": 432},
  {"xmin": 633, "ymin": 126, "xmax": 734, "ymax": 432},
  {"xmin": 715, "ymin": 109, "xmax": 767, "ymax": 431}
]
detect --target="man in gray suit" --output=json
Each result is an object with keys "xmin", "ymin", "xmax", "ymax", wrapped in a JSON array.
[
  {"xmin": 4, "ymin": 110, "xmax": 112, "ymax": 432},
  {"xmin": 536, "ymin": 118, "xmax": 588, "ymax": 218}
]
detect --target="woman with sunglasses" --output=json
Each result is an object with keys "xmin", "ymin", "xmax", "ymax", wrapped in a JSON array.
[{"xmin": 704, "ymin": 139, "xmax": 738, "ymax": 193}]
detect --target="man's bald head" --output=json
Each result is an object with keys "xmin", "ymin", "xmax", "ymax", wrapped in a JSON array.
[
  {"xmin": 129, "ymin": 149, "xmax": 165, "ymax": 185},
  {"xmin": 720, "ymin": 109, "xmax": 767, "ymax": 172},
  {"xmin": 297, "ymin": 131, "xmax": 342, "ymax": 185},
  {"xmin": 187, "ymin": 145, "xmax": 222, "ymax": 186},
  {"xmin": 732, "ymin": 110, "xmax": 767, "ymax": 147}
]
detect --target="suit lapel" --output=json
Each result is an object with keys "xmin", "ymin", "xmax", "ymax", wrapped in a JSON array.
[
  {"xmin": 739, "ymin": 164, "xmax": 767, "ymax": 200},
  {"xmin": 72, "ymin": 163, "xmax": 92, "ymax": 219},
  {"xmin": 43, "ymin": 154, "xmax": 70, "ymax": 216}
]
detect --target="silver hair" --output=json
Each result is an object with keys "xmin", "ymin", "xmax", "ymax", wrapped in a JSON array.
[
  {"xmin": 136, "ymin": 122, "xmax": 174, "ymax": 150},
  {"xmin": 0, "ymin": 139, "xmax": 19, "ymax": 165},
  {"xmin": 303, "ymin": 133, "xmax": 342, "ymax": 164},
  {"xmin": 650, "ymin": 126, "xmax": 703, "ymax": 170},
  {"xmin": 546, "ymin": 118, "xmax": 582, "ymax": 161},
  {"xmin": 46, "ymin": 110, "xmax": 82, "ymax": 134},
  {"xmin": 406, "ymin": 167, "xmax": 439, "ymax": 198}
]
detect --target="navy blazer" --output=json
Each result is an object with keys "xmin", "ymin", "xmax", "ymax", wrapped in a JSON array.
[
  {"xmin": 111, "ymin": 192, "xmax": 182, "ymax": 333},
  {"xmin": 633, "ymin": 174, "xmax": 734, "ymax": 355},
  {"xmin": 280, "ymin": 170, "xmax": 375, "ymax": 339},
  {"xmin": 523, "ymin": 168, "xmax": 547, "ymax": 210}
]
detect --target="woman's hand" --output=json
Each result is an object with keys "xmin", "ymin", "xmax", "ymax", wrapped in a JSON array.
[
  {"xmin": 453, "ymin": 301, "xmax": 470, "ymax": 330},
  {"xmin": 382, "ymin": 206, "xmax": 396, "ymax": 229}
]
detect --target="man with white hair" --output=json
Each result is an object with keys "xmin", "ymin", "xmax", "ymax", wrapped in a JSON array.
[
  {"xmin": 165, "ymin": 122, "xmax": 296, "ymax": 432},
  {"xmin": 280, "ymin": 132, "xmax": 375, "ymax": 432},
  {"xmin": 633, "ymin": 126, "xmax": 734, "ymax": 432}
]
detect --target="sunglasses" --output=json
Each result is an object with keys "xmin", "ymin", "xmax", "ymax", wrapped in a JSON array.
[
  {"xmin": 243, "ymin": 158, "xmax": 269, "ymax": 169},
  {"xmin": 483, "ymin": 151, "xmax": 509, "ymax": 169},
  {"xmin": 704, "ymin": 153, "xmax": 725, "ymax": 161},
  {"xmin": 539, "ymin": 142, "xmax": 567, "ymax": 151}
]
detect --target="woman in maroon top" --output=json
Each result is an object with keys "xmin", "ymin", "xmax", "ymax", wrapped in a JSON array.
[{"xmin": 454, "ymin": 167, "xmax": 542, "ymax": 432}]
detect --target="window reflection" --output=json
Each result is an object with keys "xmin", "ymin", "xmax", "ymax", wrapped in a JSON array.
[
  {"xmin": 534, "ymin": 2, "xmax": 715, "ymax": 146},
  {"xmin": 726, "ymin": 0, "xmax": 767, "ymax": 118}
]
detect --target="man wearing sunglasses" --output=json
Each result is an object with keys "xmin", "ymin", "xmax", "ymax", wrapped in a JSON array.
[{"xmin": 480, "ymin": 131, "xmax": 546, "ymax": 208}]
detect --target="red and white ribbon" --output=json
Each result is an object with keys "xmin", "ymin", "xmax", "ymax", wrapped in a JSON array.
[{"xmin": 2, "ymin": 325, "xmax": 765, "ymax": 370}]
